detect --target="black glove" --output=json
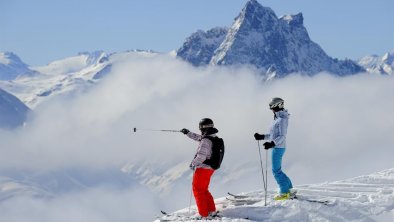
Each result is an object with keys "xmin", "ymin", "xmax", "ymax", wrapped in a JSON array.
[
  {"xmin": 263, "ymin": 141, "xmax": 275, "ymax": 150},
  {"xmin": 254, "ymin": 133, "xmax": 265, "ymax": 140},
  {"xmin": 189, "ymin": 163, "xmax": 196, "ymax": 171},
  {"xmin": 181, "ymin": 128, "xmax": 190, "ymax": 134}
]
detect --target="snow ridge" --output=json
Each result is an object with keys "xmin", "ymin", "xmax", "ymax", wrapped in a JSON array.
[
  {"xmin": 32, "ymin": 51, "xmax": 108, "ymax": 76},
  {"xmin": 358, "ymin": 50, "xmax": 394, "ymax": 75},
  {"xmin": 156, "ymin": 168, "xmax": 394, "ymax": 221}
]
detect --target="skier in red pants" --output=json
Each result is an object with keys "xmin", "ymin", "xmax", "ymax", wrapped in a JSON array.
[{"xmin": 181, "ymin": 118, "xmax": 224, "ymax": 219}]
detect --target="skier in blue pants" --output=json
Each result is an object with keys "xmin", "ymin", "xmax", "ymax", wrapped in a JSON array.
[{"xmin": 254, "ymin": 97, "xmax": 295, "ymax": 200}]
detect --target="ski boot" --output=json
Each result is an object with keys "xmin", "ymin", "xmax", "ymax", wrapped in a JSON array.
[
  {"xmin": 207, "ymin": 211, "xmax": 221, "ymax": 219},
  {"xmin": 274, "ymin": 189, "xmax": 297, "ymax": 201}
]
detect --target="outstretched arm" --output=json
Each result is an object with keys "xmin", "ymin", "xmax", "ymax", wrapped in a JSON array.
[
  {"xmin": 186, "ymin": 131, "xmax": 202, "ymax": 141},
  {"xmin": 181, "ymin": 129, "xmax": 202, "ymax": 141}
]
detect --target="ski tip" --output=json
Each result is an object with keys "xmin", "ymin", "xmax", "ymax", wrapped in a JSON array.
[
  {"xmin": 227, "ymin": 192, "xmax": 239, "ymax": 196},
  {"xmin": 161, "ymin": 210, "xmax": 168, "ymax": 215}
]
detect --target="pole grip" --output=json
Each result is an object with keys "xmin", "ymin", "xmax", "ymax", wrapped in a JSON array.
[{"xmin": 133, "ymin": 128, "xmax": 180, "ymax": 133}]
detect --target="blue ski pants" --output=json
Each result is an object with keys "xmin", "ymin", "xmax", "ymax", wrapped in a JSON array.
[{"xmin": 272, "ymin": 148, "xmax": 293, "ymax": 194}]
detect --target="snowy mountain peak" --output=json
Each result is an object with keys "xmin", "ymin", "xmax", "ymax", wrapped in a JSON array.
[
  {"xmin": 240, "ymin": 0, "xmax": 277, "ymax": 25},
  {"xmin": 382, "ymin": 51, "xmax": 394, "ymax": 64},
  {"xmin": 77, "ymin": 51, "xmax": 108, "ymax": 65},
  {"xmin": 0, "ymin": 52, "xmax": 39, "ymax": 80},
  {"xmin": 177, "ymin": 0, "xmax": 364, "ymax": 77},
  {"xmin": 0, "ymin": 52, "xmax": 22, "ymax": 65},
  {"xmin": 280, "ymin": 13, "xmax": 304, "ymax": 27},
  {"xmin": 358, "ymin": 50, "xmax": 394, "ymax": 75}
]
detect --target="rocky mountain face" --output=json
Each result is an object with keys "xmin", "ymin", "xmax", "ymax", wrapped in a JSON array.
[
  {"xmin": 177, "ymin": 0, "xmax": 365, "ymax": 78},
  {"xmin": 0, "ymin": 88, "xmax": 31, "ymax": 129},
  {"xmin": 177, "ymin": 27, "xmax": 228, "ymax": 66}
]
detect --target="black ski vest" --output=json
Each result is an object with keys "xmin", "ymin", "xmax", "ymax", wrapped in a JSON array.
[{"xmin": 202, "ymin": 136, "xmax": 225, "ymax": 170}]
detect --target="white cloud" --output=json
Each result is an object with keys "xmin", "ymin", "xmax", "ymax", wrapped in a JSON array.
[
  {"xmin": 0, "ymin": 54, "xmax": 393, "ymax": 220},
  {"xmin": 0, "ymin": 186, "xmax": 158, "ymax": 222}
]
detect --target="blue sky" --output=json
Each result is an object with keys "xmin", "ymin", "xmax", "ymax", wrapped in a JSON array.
[{"xmin": 1, "ymin": 0, "xmax": 393, "ymax": 66}]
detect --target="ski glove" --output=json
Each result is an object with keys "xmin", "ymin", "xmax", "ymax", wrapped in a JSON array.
[
  {"xmin": 181, "ymin": 128, "xmax": 190, "ymax": 134},
  {"xmin": 263, "ymin": 141, "xmax": 275, "ymax": 150},
  {"xmin": 254, "ymin": 133, "xmax": 265, "ymax": 140},
  {"xmin": 189, "ymin": 163, "xmax": 196, "ymax": 171}
]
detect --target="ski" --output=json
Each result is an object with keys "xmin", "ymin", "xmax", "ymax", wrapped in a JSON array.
[
  {"xmin": 226, "ymin": 197, "xmax": 262, "ymax": 205},
  {"xmin": 228, "ymin": 192, "xmax": 333, "ymax": 206},
  {"xmin": 159, "ymin": 211, "xmax": 175, "ymax": 222},
  {"xmin": 159, "ymin": 210, "xmax": 223, "ymax": 221},
  {"xmin": 292, "ymin": 196, "xmax": 333, "ymax": 206},
  {"xmin": 227, "ymin": 192, "xmax": 251, "ymax": 199},
  {"xmin": 159, "ymin": 211, "xmax": 186, "ymax": 221},
  {"xmin": 226, "ymin": 192, "xmax": 263, "ymax": 206},
  {"xmin": 161, "ymin": 210, "xmax": 168, "ymax": 215}
]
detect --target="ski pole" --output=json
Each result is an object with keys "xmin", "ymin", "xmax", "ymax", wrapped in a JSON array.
[
  {"xmin": 257, "ymin": 141, "xmax": 267, "ymax": 206},
  {"xmin": 133, "ymin": 128, "xmax": 181, "ymax": 133},
  {"xmin": 265, "ymin": 149, "xmax": 268, "ymax": 206}
]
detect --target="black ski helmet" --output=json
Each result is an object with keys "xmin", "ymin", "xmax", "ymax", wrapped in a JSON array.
[
  {"xmin": 199, "ymin": 118, "xmax": 214, "ymax": 130},
  {"xmin": 199, "ymin": 118, "xmax": 218, "ymax": 135},
  {"xmin": 269, "ymin": 97, "xmax": 284, "ymax": 110}
]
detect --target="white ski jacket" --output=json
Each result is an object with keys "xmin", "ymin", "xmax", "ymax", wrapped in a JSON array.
[{"xmin": 264, "ymin": 110, "xmax": 289, "ymax": 148}]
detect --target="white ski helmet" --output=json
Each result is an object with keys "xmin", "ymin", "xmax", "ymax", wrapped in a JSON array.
[{"xmin": 269, "ymin": 97, "xmax": 284, "ymax": 110}]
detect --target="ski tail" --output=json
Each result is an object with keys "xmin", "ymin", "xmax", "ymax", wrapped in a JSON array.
[{"xmin": 227, "ymin": 192, "xmax": 249, "ymax": 198}]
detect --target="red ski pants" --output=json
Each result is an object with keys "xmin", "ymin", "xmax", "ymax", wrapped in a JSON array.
[{"xmin": 192, "ymin": 168, "xmax": 216, "ymax": 217}]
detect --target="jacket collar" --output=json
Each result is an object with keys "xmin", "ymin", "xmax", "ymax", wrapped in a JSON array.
[{"xmin": 274, "ymin": 110, "xmax": 289, "ymax": 119}]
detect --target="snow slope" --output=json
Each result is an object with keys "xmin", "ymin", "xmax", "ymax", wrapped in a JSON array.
[
  {"xmin": 156, "ymin": 168, "xmax": 394, "ymax": 221},
  {"xmin": 0, "ymin": 176, "xmax": 53, "ymax": 201},
  {"xmin": 32, "ymin": 51, "xmax": 108, "ymax": 76}
]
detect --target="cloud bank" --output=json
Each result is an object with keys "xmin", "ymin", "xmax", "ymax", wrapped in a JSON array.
[{"xmin": 0, "ymin": 53, "xmax": 393, "ymax": 221}]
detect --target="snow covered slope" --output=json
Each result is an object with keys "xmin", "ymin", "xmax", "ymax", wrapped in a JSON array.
[
  {"xmin": 0, "ymin": 51, "xmax": 109, "ymax": 108},
  {"xmin": 358, "ymin": 51, "xmax": 394, "ymax": 75},
  {"xmin": 0, "ymin": 176, "xmax": 53, "ymax": 201},
  {"xmin": 0, "ymin": 52, "xmax": 39, "ymax": 80},
  {"xmin": 156, "ymin": 168, "xmax": 394, "ymax": 221},
  {"xmin": 32, "ymin": 51, "xmax": 108, "ymax": 76},
  {"xmin": 0, "ymin": 88, "xmax": 31, "ymax": 129},
  {"xmin": 0, "ymin": 50, "xmax": 157, "ymax": 108},
  {"xmin": 177, "ymin": 0, "xmax": 364, "ymax": 78}
]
